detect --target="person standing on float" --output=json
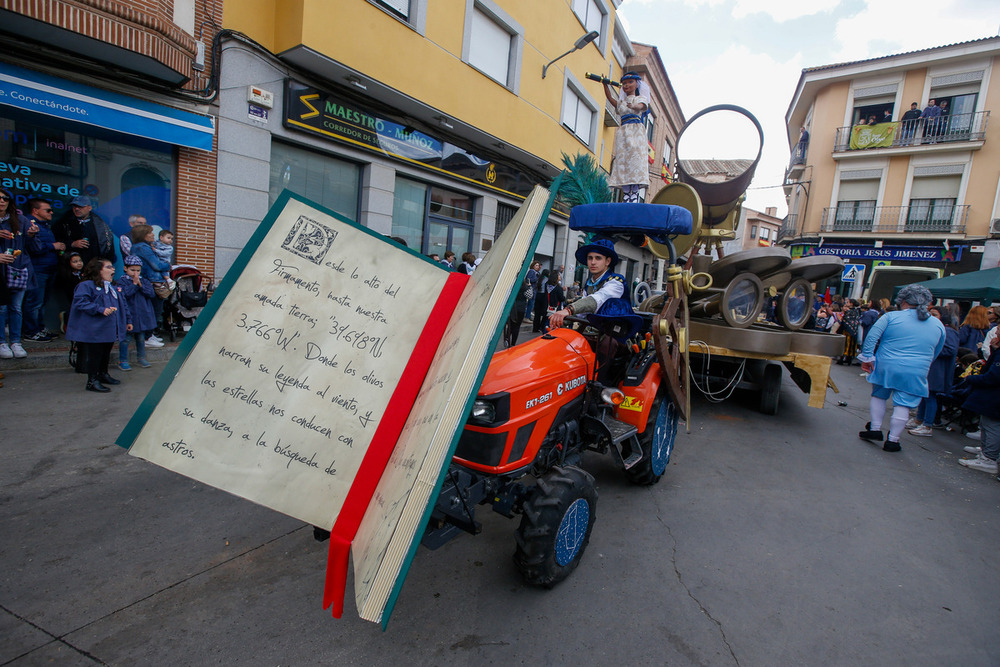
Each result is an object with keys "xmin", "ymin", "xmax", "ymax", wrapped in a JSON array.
[{"xmin": 603, "ymin": 72, "xmax": 650, "ymax": 203}]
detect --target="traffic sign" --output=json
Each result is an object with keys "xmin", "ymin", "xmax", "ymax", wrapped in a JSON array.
[{"xmin": 841, "ymin": 264, "xmax": 864, "ymax": 282}]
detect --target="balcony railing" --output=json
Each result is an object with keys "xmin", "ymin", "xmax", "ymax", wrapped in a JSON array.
[
  {"xmin": 833, "ymin": 110, "xmax": 989, "ymax": 152},
  {"xmin": 820, "ymin": 205, "xmax": 969, "ymax": 234},
  {"xmin": 777, "ymin": 214, "xmax": 799, "ymax": 242}
]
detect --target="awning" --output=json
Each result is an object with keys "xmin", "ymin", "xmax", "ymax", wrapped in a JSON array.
[{"xmin": 0, "ymin": 62, "xmax": 214, "ymax": 151}]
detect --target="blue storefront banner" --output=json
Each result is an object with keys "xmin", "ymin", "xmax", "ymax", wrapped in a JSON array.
[
  {"xmin": 0, "ymin": 62, "xmax": 214, "ymax": 151},
  {"xmin": 797, "ymin": 244, "xmax": 963, "ymax": 263}
]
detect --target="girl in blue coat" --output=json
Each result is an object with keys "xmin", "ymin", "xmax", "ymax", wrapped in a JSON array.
[
  {"xmin": 116, "ymin": 255, "xmax": 156, "ymax": 370},
  {"xmin": 66, "ymin": 258, "xmax": 132, "ymax": 392}
]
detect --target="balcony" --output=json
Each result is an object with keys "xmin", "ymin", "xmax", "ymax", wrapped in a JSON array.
[
  {"xmin": 777, "ymin": 214, "xmax": 799, "ymax": 243},
  {"xmin": 820, "ymin": 205, "xmax": 969, "ymax": 235},
  {"xmin": 833, "ymin": 111, "xmax": 989, "ymax": 153}
]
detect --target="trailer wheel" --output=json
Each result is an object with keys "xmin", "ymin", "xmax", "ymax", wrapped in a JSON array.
[
  {"xmin": 625, "ymin": 397, "xmax": 678, "ymax": 486},
  {"xmin": 514, "ymin": 466, "xmax": 597, "ymax": 587},
  {"xmin": 759, "ymin": 362, "xmax": 782, "ymax": 415}
]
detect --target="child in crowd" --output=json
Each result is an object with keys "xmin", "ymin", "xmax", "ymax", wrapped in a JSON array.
[
  {"xmin": 152, "ymin": 230, "xmax": 174, "ymax": 276},
  {"xmin": 65, "ymin": 258, "xmax": 131, "ymax": 393},
  {"xmin": 115, "ymin": 255, "xmax": 156, "ymax": 370}
]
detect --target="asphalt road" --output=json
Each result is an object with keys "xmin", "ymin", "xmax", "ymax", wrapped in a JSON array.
[{"xmin": 2, "ymin": 358, "xmax": 999, "ymax": 665}]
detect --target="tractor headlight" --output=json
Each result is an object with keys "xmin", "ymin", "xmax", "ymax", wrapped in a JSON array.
[
  {"xmin": 469, "ymin": 399, "xmax": 497, "ymax": 425},
  {"xmin": 600, "ymin": 387, "xmax": 625, "ymax": 406}
]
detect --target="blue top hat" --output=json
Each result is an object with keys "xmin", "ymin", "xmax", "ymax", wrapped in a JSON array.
[
  {"xmin": 575, "ymin": 237, "xmax": 619, "ymax": 267},
  {"xmin": 585, "ymin": 297, "xmax": 643, "ymax": 341}
]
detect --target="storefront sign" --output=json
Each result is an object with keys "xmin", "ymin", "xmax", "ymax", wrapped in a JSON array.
[
  {"xmin": 0, "ymin": 62, "xmax": 214, "ymax": 151},
  {"xmin": 283, "ymin": 80, "xmax": 536, "ymax": 198},
  {"xmin": 849, "ymin": 122, "xmax": 897, "ymax": 149},
  {"xmin": 796, "ymin": 244, "xmax": 963, "ymax": 262}
]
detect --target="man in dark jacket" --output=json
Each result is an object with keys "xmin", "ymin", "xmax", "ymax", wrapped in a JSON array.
[
  {"xmin": 957, "ymin": 334, "xmax": 1000, "ymax": 475},
  {"xmin": 23, "ymin": 198, "xmax": 64, "ymax": 341},
  {"xmin": 52, "ymin": 195, "xmax": 116, "ymax": 266}
]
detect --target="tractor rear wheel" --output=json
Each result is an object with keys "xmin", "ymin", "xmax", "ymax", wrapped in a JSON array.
[
  {"xmin": 624, "ymin": 396, "xmax": 678, "ymax": 486},
  {"xmin": 514, "ymin": 466, "xmax": 597, "ymax": 587}
]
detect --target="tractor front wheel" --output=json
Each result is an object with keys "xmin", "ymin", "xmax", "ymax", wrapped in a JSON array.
[
  {"xmin": 624, "ymin": 396, "xmax": 678, "ymax": 486},
  {"xmin": 514, "ymin": 466, "xmax": 597, "ymax": 587}
]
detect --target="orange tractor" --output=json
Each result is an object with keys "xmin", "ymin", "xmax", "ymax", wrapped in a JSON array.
[{"xmin": 421, "ymin": 203, "xmax": 693, "ymax": 586}]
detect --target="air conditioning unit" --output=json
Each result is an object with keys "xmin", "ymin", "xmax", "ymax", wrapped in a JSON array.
[{"xmin": 991, "ymin": 218, "xmax": 1000, "ymax": 237}]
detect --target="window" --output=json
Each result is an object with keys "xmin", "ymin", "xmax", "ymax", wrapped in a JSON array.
[
  {"xmin": 611, "ymin": 20, "xmax": 632, "ymax": 67},
  {"xmin": 269, "ymin": 142, "xmax": 361, "ymax": 222},
  {"xmin": 834, "ymin": 177, "xmax": 879, "ymax": 230},
  {"xmin": 561, "ymin": 74, "xmax": 598, "ymax": 147},
  {"xmin": 369, "ymin": 0, "xmax": 428, "ymax": 33},
  {"xmin": 572, "ymin": 0, "xmax": 608, "ymax": 49},
  {"xmin": 906, "ymin": 174, "xmax": 960, "ymax": 231},
  {"xmin": 375, "ymin": 0, "xmax": 409, "ymax": 18},
  {"xmin": 760, "ymin": 227, "xmax": 770, "ymax": 240},
  {"xmin": 494, "ymin": 202, "xmax": 517, "ymax": 239},
  {"xmin": 462, "ymin": 0, "xmax": 523, "ymax": 91},
  {"xmin": 392, "ymin": 177, "xmax": 475, "ymax": 255},
  {"xmin": 907, "ymin": 198, "xmax": 956, "ymax": 231},
  {"xmin": 834, "ymin": 201, "xmax": 876, "ymax": 230},
  {"xmin": 172, "ymin": 0, "xmax": 195, "ymax": 35},
  {"xmin": 750, "ymin": 225, "xmax": 757, "ymax": 238}
]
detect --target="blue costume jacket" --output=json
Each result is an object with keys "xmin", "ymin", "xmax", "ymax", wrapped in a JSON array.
[
  {"xmin": 860, "ymin": 309, "xmax": 946, "ymax": 397},
  {"xmin": 66, "ymin": 280, "xmax": 131, "ymax": 343},
  {"xmin": 115, "ymin": 275, "xmax": 157, "ymax": 332}
]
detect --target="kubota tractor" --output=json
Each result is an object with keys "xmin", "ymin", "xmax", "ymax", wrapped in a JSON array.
[{"xmin": 421, "ymin": 201, "xmax": 695, "ymax": 586}]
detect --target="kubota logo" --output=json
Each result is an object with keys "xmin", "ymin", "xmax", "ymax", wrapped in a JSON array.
[{"xmin": 556, "ymin": 375, "xmax": 587, "ymax": 396}]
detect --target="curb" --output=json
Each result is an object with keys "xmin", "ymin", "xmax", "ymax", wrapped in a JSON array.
[{"xmin": 0, "ymin": 337, "xmax": 182, "ymax": 372}]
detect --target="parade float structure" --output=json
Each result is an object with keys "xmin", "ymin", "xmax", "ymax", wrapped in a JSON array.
[{"xmin": 635, "ymin": 105, "xmax": 846, "ymax": 416}]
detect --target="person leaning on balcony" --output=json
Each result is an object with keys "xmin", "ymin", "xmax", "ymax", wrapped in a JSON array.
[
  {"xmin": 920, "ymin": 99, "xmax": 943, "ymax": 142},
  {"xmin": 900, "ymin": 102, "xmax": 921, "ymax": 144}
]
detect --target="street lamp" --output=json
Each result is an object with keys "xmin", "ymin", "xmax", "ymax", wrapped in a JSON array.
[{"xmin": 542, "ymin": 30, "xmax": 600, "ymax": 78}]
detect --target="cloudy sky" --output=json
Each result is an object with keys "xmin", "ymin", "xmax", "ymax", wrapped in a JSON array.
[{"xmin": 617, "ymin": 0, "xmax": 1000, "ymax": 215}]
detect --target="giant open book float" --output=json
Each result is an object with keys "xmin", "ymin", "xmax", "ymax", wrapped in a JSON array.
[{"xmin": 118, "ymin": 185, "xmax": 558, "ymax": 625}]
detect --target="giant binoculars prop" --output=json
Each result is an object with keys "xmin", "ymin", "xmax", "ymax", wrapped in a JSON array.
[{"xmin": 647, "ymin": 104, "xmax": 764, "ymax": 262}]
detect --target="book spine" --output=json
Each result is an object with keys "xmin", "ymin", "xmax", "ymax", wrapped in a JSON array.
[{"xmin": 322, "ymin": 271, "xmax": 469, "ymax": 618}]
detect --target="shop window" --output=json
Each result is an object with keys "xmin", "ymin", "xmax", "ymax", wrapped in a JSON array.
[
  {"xmin": 268, "ymin": 141, "xmax": 361, "ymax": 222},
  {"xmin": 561, "ymin": 75, "xmax": 598, "ymax": 147},
  {"xmin": 463, "ymin": 0, "xmax": 523, "ymax": 91},
  {"xmin": 393, "ymin": 177, "xmax": 475, "ymax": 256},
  {"xmin": 0, "ymin": 113, "xmax": 174, "ymax": 234},
  {"xmin": 572, "ymin": 0, "xmax": 609, "ymax": 50}
]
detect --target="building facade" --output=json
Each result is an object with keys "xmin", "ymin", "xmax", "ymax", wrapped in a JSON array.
[
  {"xmin": 0, "ymin": 0, "xmax": 220, "ymax": 285},
  {"xmin": 218, "ymin": 0, "xmax": 686, "ymax": 290},
  {"xmin": 781, "ymin": 37, "xmax": 1000, "ymax": 293}
]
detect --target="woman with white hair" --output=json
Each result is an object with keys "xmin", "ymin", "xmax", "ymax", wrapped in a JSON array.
[
  {"xmin": 857, "ymin": 284, "xmax": 946, "ymax": 452},
  {"xmin": 602, "ymin": 72, "xmax": 650, "ymax": 203}
]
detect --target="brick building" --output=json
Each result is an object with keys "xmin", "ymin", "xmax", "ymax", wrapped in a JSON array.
[{"xmin": 0, "ymin": 0, "xmax": 220, "ymax": 300}]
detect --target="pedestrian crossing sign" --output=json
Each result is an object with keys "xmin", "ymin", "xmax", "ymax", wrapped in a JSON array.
[{"xmin": 841, "ymin": 264, "xmax": 863, "ymax": 282}]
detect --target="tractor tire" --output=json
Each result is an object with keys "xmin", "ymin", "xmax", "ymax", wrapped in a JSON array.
[
  {"xmin": 513, "ymin": 466, "xmax": 597, "ymax": 587},
  {"xmin": 624, "ymin": 396, "xmax": 679, "ymax": 486}
]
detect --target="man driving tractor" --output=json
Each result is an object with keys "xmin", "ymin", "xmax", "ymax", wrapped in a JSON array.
[{"xmin": 549, "ymin": 237, "xmax": 625, "ymax": 328}]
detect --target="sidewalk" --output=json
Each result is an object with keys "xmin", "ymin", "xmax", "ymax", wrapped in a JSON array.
[{"xmin": 0, "ymin": 333, "xmax": 183, "ymax": 372}]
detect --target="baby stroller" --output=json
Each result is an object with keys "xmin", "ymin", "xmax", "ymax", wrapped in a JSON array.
[{"xmin": 163, "ymin": 265, "xmax": 211, "ymax": 341}]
